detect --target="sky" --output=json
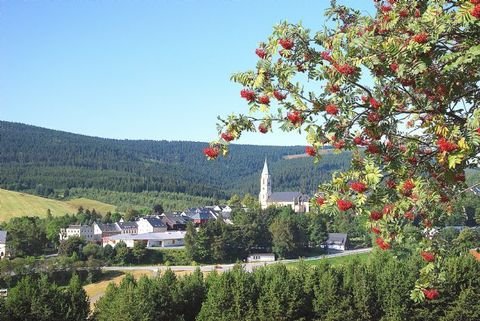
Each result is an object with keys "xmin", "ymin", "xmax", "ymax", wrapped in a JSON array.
[{"xmin": 1, "ymin": 0, "xmax": 374, "ymax": 146}]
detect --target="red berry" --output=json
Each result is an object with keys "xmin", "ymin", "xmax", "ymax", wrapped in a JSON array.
[
  {"xmin": 383, "ymin": 204, "xmax": 394, "ymax": 215},
  {"xmin": 413, "ymin": 32, "xmax": 429, "ymax": 44},
  {"xmin": 369, "ymin": 97, "xmax": 382, "ymax": 109},
  {"xmin": 278, "ymin": 38, "xmax": 294, "ymax": 50},
  {"xmin": 321, "ymin": 51, "xmax": 333, "ymax": 62},
  {"xmin": 273, "ymin": 90, "xmax": 287, "ymax": 101},
  {"xmin": 370, "ymin": 211, "xmax": 383, "ymax": 221},
  {"xmin": 305, "ymin": 146, "xmax": 316, "ymax": 156},
  {"xmin": 404, "ymin": 211, "xmax": 414, "ymax": 220},
  {"xmin": 316, "ymin": 197, "xmax": 325, "ymax": 206},
  {"xmin": 353, "ymin": 136, "xmax": 363, "ymax": 145},
  {"xmin": 203, "ymin": 147, "xmax": 219, "ymax": 159},
  {"xmin": 325, "ymin": 104, "xmax": 339, "ymax": 115},
  {"xmin": 221, "ymin": 132, "xmax": 234, "ymax": 142},
  {"xmin": 258, "ymin": 95, "xmax": 270, "ymax": 105},
  {"xmin": 471, "ymin": 4, "xmax": 480, "ymax": 18},
  {"xmin": 386, "ymin": 179, "xmax": 397, "ymax": 189},
  {"xmin": 367, "ymin": 112, "xmax": 381, "ymax": 123},
  {"xmin": 381, "ymin": 5, "xmax": 392, "ymax": 13},
  {"xmin": 376, "ymin": 237, "xmax": 391, "ymax": 250},
  {"xmin": 390, "ymin": 63, "xmax": 399, "ymax": 72},
  {"xmin": 334, "ymin": 63, "xmax": 356, "ymax": 75},
  {"xmin": 471, "ymin": 0, "xmax": 480, "ymax": 5},
  {"xmin": 287, "ymin": 111, "xmax": 303, "ymax": 125},
  {"xmin": 327, "ymin": 83, "xmax": 340, "ymax": 93},
  {"xmin": 258, "ymin": 123, "xmax": 268, "ymax": 134},
  {"xmin": 422, "ymin": 288, "xmax": 439, "ymax": 300},
  {"xmin": 403, "ymin": 179, "xmax": 415, "ymax": 191},
  {"xmin": 437, "ymin": 137, "xmax": 458, "ymax": 153},
  {"xmin": 333, "ymin": 140, "xmax": 346, "ymax": 150},
  {"xmin": 255, "ymin": 48, "xmax": 267, "ymax": 59},
  {"xmin": 337, "ymin": 199, "xmax": 354, "ymax": 211},
  {"xmin": 399, "ymin": 9, "xmax": 409, "ymax": 17},
  {"xmin": 240, "ymin": 89, "xmax": 255, "ymax": 102},
  {"xmin": 421, "ymin": 251, "xmax": 435, "ymax": 262},
  {"xmin": 350, "ymin": 181, "xmax": 367, "ymax": 193},
  {"xmin": 372, "ymin": 226, "xmax": 381, "ymax": 234},
  {"xmin": 366, "ymin": 143, "xmax": 380, "ymax": 154}
]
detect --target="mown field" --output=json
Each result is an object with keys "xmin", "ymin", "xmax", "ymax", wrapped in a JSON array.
[
  {"xmin": 286, "ymin": 252, "xmax": 371, "ymax": 267},
  {"xmin": 0, "ymin": 188, "xmax": 116, "ymax": 221}
]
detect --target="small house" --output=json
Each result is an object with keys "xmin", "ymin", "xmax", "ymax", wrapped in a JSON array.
[
  {"xmin": 323, "ymin": 233, "xmax": 348, "ymax": 252},
  {"xmin": 0, "ymin": 231, "xmax": 7, "ymax": 259},
  {"xmin": 247, "ymin": 253, "xmax": 276, "ymax": 263}
]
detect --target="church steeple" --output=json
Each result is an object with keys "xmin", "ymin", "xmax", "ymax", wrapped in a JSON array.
[
  {"xmin": 259, "ymin": 158, "xmax": 272, "ymax": 209},
  {"xmin": 261, "ymin": 158, "xmax": 269, "ymax": 175}
]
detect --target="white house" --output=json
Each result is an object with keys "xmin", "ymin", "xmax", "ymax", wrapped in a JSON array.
[
  {"xmin": 137, "ymin": 217, "xmax": 167, "ymax": 234},
  {"xmin": 259, "ymin": 159, "xmax": 310, "ymax": 213},
  {"xmin": 247, "ymin": 253, "xmax": 276, "ymax": 263},
  {"xmin": 0, "ymin": 231, "xmax": 7, "ymax": 259},
  {"xmin": 322, "ymin": 233, "xmax": 348, "ymax": 251},
  {"xmin": 117, "ymin": 221, "xmax": 138, "ymax": 234},
  {"xmin": 103, "ymin": 231, "xmax": 186, "ymax": 248},
  {"xmin": 93, "ymin": 222, "xmax": 121, "ymax": 242},
  {"xmin": 59, "ymin": 225, "xmax": 95, "ymax": 242}
]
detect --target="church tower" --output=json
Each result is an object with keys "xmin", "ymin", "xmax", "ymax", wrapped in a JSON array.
[{"xmin": 259, "ymin": 159, "xmax": 272, "ymax": 209}]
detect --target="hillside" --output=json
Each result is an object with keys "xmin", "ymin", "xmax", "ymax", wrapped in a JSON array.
[
  {"xmin": 0, "ymin": 121, "xmax": 351, "ymax": 199},
  {"xmin": 0, "ymin": 188, "xmax": 116, "ymax": 222}
]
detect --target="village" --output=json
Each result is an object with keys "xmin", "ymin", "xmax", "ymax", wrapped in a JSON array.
[{"xmin": 54, "ymin": 160, "xmax": 347, "ymax": 262}]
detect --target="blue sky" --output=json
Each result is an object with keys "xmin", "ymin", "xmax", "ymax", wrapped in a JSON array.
[{"xmin": 1, "ymin": 0, "xmax": 374, "ymax": 145}]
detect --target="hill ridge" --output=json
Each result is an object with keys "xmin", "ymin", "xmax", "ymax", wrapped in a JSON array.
[{"xmin": 0, "ymin": 120, "xmax": 351, "ymax": 198}]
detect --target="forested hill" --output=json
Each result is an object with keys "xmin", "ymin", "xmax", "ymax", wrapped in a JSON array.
[{"xmin": 0, "ymin": 121, "xmax": 351, "ymax": 199}]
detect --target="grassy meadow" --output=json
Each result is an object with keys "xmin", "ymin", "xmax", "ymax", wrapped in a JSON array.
[{"xmin": 0, "ymin": 188, "xmax": 116, "ymax": 222}]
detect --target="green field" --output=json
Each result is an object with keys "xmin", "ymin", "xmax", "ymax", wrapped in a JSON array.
[
  {"xmin": 287, "ymin": 252, "xmax": 371, "ymax": 267},
  {"xmin": 0, "ymin": 188, "xmax": 116, "ymax": 222}
]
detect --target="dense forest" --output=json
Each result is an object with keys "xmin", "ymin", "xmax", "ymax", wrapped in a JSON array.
[
  {"xmin": 0, "ymin": 121, "xmax": 350, "ymax": 199},
  {"xmin": 1, "ymin": 251, "xmax": 478, "ymax": 321}
]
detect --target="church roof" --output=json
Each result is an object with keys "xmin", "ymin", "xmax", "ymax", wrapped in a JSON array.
[
  {"xmin": 268, "ymin": 192, "xmax": 303, "ymax": 202},
  {"xmin": 261, "ymin": 159, "xmax": 269, "ymax": 175}
]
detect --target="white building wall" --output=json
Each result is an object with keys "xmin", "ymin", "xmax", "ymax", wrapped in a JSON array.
[
  {"xmin": 247, "ymin": 253, "xmax": 275, "ymax": 262},
  {"xmin": 137, "ymin": 219, "xmax": 153, "ymax": 234},
  {"xmin": 0, "ymin": 244, "xmax": 6, "ymax": 259},
  {"xmin": 64, "ymin": 225, "xmax": 95, "ymax": 241}
]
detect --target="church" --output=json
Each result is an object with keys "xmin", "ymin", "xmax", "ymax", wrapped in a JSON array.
[{"xmin": 258, "ymin": 159, "xmax": 310, "ymax": 213}]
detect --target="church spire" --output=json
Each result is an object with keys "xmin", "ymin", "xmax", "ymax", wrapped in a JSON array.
[
  {"xmin": 259, "ymin": 158, "xmax": 272, "ymax": 209},
  {"xmin": 262, "ymin": 158, "xmax": 269, "ymax": 175}
]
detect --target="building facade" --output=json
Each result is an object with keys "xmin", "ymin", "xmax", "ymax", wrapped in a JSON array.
[
  {"xmin": 59, "ymin": 225, "xmax": 95, "ymax": 241},
  {"xmin": 258, "ymin": 159, "xmax": 310, "ymax": 213}
]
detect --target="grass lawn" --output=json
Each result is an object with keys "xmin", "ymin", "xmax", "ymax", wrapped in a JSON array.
[
  {"xmin": 65, "ymin": 197, "xmax": 117, "ymax": 215},
  {"xmin": 0, "ymin": 188, "xmax": 116, "ymax": 222},
  {"xmin": 286, "ymin": 252, "xmax": 371, "ymax": 268},
  {"xmin": 83, "ymin": 269, "xmax": 199, "ymax": 310}
]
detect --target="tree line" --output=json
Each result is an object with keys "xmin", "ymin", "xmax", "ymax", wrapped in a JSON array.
[{"xmin": 0, "ymin": 120, "xmax": 350, "ymax": 199}]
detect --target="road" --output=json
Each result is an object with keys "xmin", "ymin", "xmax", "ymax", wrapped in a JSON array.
[{"xmin": 101, "ymin": 247, "xmax": 372, "ymax": 273}]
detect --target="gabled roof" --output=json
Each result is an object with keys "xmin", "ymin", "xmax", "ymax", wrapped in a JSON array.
[
  {"xmin": 268, "ymin": 192, "xmax": 303, "ymax": 202},
  {"xmin": 108, "ymin": 231, "xmax": 186, "ymax": 241},
  {"xmin": 143, "ymin": 217, "xmax": 167, "ymax": 228},
  {"xmin": 161, "ymin": 213, "xmax": 188, "ymax": 225},
  {"xmin": 0, "ymin": 231, "xmax": 6, "ymax": 244},
  {"xmin": 117, "ymin": 222, "xmax": 138, "ymax": 230},
  {"xmin": 184, "ymin": 207, "xmax": 216, "ymax": 219},
  {"xmin": 326, "ymin": 233, "xmax": 348, "ymax": 245},
  {"xmin": 96, "ymin": 223, "xmax": 121, "ymax": 232},
  {"xmin": 189, "ymin": 211, "xmax": 215, "ymax": 220}
]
